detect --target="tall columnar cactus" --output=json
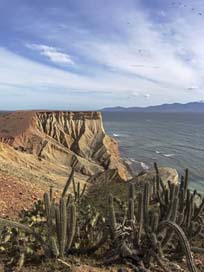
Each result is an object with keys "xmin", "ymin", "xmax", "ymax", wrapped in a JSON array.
[
  {"xmin": 143, "ymin": 182, "xmax": 150, "ymax": 227},
  {"xmin": 159, "ymin": 221, "xmax": 197, "ymax": 272},
  {"xmin": 127, "ymin": 198, "xmax": 135, "ymax": 223},
  {"xmin": 108, "ymin": 194, "xmax": 117, "ymax": 239},
  {"xmin": 184, "ymin": 168, "xmax": 189, "ymax": 199},
  {"xmin": 59, "ymin": 197, "xmax": 67, "ymax": 256},
  {"xmin": 49, "ymin": 185, "xmax": 53, "ymax": 202},
  {"xmin": 0, "ymin": 167, "xmax": 102, "ymax": 269},
  {"xmin": 43, "ymin": 192, "xmax": 50, "ymax": 218},
  {"xmin": 104, "ymin": 163, "xmax": 202, "ymax": 271},
  {"xmin": 43, "ymin": 193, "xmax": 77, "ymax": 257},
  {"xmin": 61, "ymin": 168, "xmax": 75, "ymax": 198},
  {"xmin": 153, "ymin": 164, "xmax": 204, "ymax": 240},
  {"xmin": 67, "ymin": 204, "xmax": 76, "ymax": 251},
  {"xmin": 72, "ymin": 177, "xmax": 87, "ymax": 204},
  {"xmin": 136, "ymin": 192, "xmax": 143, "ymax": 246},
  {"xmin": 50, "ymin": 236, "xmax": 60, "ymax": 257},
  {"xmin": 128, "ymin": 183, "xmax": 135, "ymax": 200},
  {"xmin": 41, "ymin": 169, "xmax": 79, "ymax": 257},
  {"xmin": 0, "ymin": 163, "xmax": 203, "ymax": 271}
]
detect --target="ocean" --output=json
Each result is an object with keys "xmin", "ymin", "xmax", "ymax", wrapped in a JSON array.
[{"xmin": 102, "ymin": 112, "xmax": 204, "ymax": 192}]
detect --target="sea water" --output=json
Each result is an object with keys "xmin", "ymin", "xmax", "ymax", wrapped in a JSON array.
[{"xmin": 102, "ymin": 112, "xmax": 204, "ymax": 191}]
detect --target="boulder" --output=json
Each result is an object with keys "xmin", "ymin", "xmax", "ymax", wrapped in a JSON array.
[{"xmin": 131, "ymin": 167, "xmax": 179, "ymax": 187}]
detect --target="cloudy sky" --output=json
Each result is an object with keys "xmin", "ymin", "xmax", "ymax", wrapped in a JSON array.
[{"xmin": 0, "ymin": 0, "xmax": 204, "ymax": 110}]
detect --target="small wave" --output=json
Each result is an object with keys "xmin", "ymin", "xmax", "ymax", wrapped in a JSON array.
[
  {"xmin": 141, "ymin": 162, "xmax": 150, "ymax": 170},
  {"xmin": 124, "ymin": 159, "xmax": 132, "ymax": 165},
  {"xmin": 155, "ymin": 150, "xmax": 161, "ymax": 154},
  {"xmin": 113, "ymin": 133, "xmax": 120, "ymax": 137},
  {"xmin": 130, "ymin": 158, "xmax": 137, "ymax": 162},
  {"xmin": 163, "ymin": 154, "xmax": 176, "ymax": 158}
]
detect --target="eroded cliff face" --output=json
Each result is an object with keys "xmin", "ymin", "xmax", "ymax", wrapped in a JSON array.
[{"xmin": 0, "ymin": 111, "xmax": 129, "ymax": 180}]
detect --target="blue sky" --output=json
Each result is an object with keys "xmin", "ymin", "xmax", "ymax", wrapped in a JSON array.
[{"xmin": 0, "ymin": 0, "xmax": 204, "ymax": 110}]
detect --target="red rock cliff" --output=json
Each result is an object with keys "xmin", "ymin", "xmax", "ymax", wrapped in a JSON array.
[{"xmin": 0, "ymin": 111, "xmax": 129, "ymax": 180}]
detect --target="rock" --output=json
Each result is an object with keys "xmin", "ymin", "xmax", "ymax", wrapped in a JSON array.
[
  {"xmin": 87, "ymin": 168, "xmax": 127, "ymax": 183},
  {"xmin": 131, "ymin": 167, "xmax": 179, "ymax": 187},
  {"xmin": 0, "ymin": 111, "xmax": 129, "ymax": 180}
]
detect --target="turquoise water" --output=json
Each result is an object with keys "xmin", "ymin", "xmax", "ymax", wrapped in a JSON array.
[{"xmin": 102, "ymin": 112, "xmax": 204, "ymax": 191}]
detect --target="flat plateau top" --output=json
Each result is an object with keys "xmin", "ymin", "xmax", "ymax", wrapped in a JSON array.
[
  {"xmin": 0, "ymin": 110, "xmax": 100, "ymax": 138},
  {"xmin": 0, "ymin": 111, "xmax": 35, "ymax": 138}
]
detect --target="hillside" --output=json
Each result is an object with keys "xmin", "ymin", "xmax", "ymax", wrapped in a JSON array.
[
  {"xmin": 0, "ymin": 111, "xmax": 129, "ymax": 179},
  {"xmin": 0, "ymin": 111, "xmax": 131, "ymax": 217}
]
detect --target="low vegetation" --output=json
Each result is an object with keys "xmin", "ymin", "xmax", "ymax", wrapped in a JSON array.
[{"xmin": 0, "ymin": 164, "xmax": 204, "ymax": 271}]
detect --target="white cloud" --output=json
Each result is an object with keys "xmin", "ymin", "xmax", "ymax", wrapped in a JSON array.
[
  {"xmin": 1, "ymin": 0, "xmax": 204, "ymax": 109},
  {"xmin": 76, "ymin": 11, "xmax": 199, "ymax": 91},
  {"xmin": 0, "ymin": 47, "xmax": 156, "ymax": 93},
  {"xmin": 131, "ymin": 91, "xmax": 140, "ymax": 97},
  {"xmin": 187, "ymin": 86, "xmax": 199, "ymax": 91},
  {"xmin": 144, "ymin": 93, "xmax": 150, "ymax": 99},
  {"xmin": 26, "ymin": 44, "xmax": 74, "ymax": 65}
]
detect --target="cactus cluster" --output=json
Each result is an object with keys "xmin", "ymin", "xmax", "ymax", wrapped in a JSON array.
[
  {"xmin": 0, "ymin": 170, "xmax": 79, "ymax": 260},
  {"xmin": 43, "ymin": 191, "xmax": 76, "ymax": 257},
  {"xmin": 104, "ymin": 163, "xmax": 203, "ymax": 271},
  {"xmin": 0, "ymin": 168, "xmax": 106, "ymax": 270},
  {"xmin": 153, "ymin": 165, "xmax": 204, "ymax": 244},
  {"xmin": 0, "ymin": 164, "xmax": 204, "ymax": 271}
]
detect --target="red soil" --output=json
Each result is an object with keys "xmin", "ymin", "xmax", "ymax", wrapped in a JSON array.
[
  {"xmin": 0, "ymin": 111, "xmax": 35, "ymax": 138},
  {"xmin": 0, "ymin": 173, "xmax": 45, "ymax": 219}
]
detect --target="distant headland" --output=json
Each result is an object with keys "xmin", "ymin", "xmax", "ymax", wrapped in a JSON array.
[{"xmin": 101, "ymin": 101, "xmax": 204, "ymax": 112}]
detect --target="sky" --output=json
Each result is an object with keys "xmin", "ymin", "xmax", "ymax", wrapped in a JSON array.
[{"xmin": 0, "ymin": 0, "xmax": 204, "ymax": 110}]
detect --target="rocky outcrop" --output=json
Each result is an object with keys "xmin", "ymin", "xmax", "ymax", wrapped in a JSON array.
[
  {"xmin": 130, "ymin": 167, "xmax": 179, "ymax": 186},
  {"xmin": 87, "ymin": 168, "xmax": 125, "ymax": 184},
  {"xmin": 0, "ymin": 111, "xmax": 129, "ymax": 180}
]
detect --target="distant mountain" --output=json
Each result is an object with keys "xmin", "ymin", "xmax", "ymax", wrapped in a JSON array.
[{"xmin": 101, "ymin": 101, "xmax": 204, "ymax": 112}]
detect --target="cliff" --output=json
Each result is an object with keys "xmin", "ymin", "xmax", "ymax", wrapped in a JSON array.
[{"xmin": 0, "ymin": 111, "xmax": 129, "ymax": 180}]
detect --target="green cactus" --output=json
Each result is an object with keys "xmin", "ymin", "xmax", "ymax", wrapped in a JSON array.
[
  {"xmin": 80, "ymin": 183, "xmax": 87, "ymax": 199},
  {"xmin": 128, "ymin": 183, "xmax": 135, "ymax": 200},
  {"xmin": 55, "ymin": 205, "xmax": 61, "ymax": 249},
  {"xmin": 104, "ymin": 164, "xmax": 202, "ymax": 270},
  {"xmin": 67, "ymin": 203, "xmax": 76, "ymax": 251},
  {"xmin": 143, "ymin": 183, "xmax": 150, "ymax": 226},
  {"xmin": 59, "ymin": 198, "xmax": 67, "ymax": 257},
  {"xmin": 108, "ymin": 194, "xmax": 117, "ymax": 239},
  {"xmin": 43, "ymin": 192, "xmax": 50, "ymax": 218},
  {"xmin": 0, "ymin": 218, "xmax": 48, "ymax": 255},
  {"xmin": 159, "ymin": 221, "xmax": 197, "ymax": 272},
  {"xmin": 127, "ymin": 198, "xmax": 135, "ymax": 223},
  {"xmin": 151, "ymin": 212, "xmax": 159, "ymax": 233},
  {"xmin": 192, "ymin": 197, "xmax": 204, "ymax": 221},
  {"xmin": 72, "ymin": 177, "xmax": 86, "ymax": 203},
  {"xmin": 184, "ymin": 168, "xmax": 189, "ymax": 199},
  {"xmin": 49, "ymin": 185, "xmax": 53, "ymax": 202},
  {"xmin": 50, "ymin": 236, "xmax": 59, "ymax": 257},
  {"xmin": 136, "ymin": 192, "xmax": 144, "ymax": 246},
  {"xmin": 66, "ymin": 193, "xmax": 73, "ymax": 207},
  {"xmin": 61, "ymin": 168, "xmax": 75, "ymax": 198}
]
